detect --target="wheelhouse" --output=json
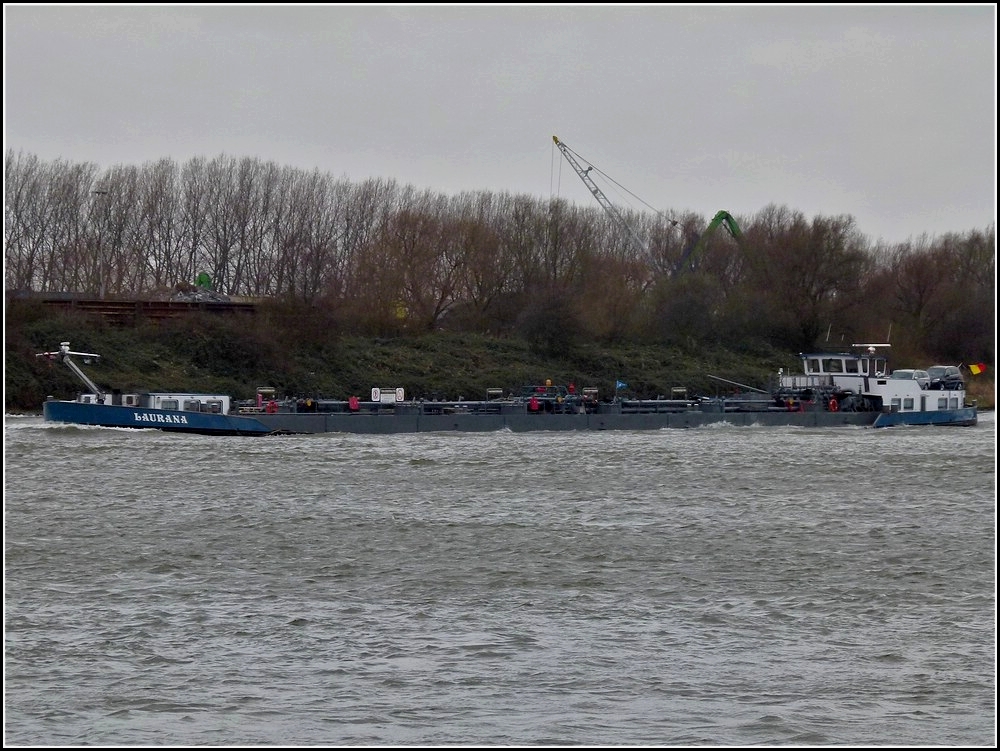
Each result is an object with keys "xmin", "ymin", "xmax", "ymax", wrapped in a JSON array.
[{"xmin": 800, "ymin": 352, "xmax": 886, "ymax": 378}]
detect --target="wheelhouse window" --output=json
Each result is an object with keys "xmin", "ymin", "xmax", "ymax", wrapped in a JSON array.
[
  {"xmin": 823, "ymin": 359, "xmax": 843, "ymax": 373},
  {"xmin": 807, "ymin": 358, "xmax": 821, "ymax": 373},
  {"xmin": 845, "ymin": 359, "xmax": 859, "ymax": 374}
]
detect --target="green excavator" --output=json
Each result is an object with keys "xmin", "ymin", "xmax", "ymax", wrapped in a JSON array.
[{"xmin": 675, "ymin": 209, "xmax": 743, "ymax": 272}]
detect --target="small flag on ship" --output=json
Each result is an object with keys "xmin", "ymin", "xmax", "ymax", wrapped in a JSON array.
[
  {"xmin": 615, "ymin": 380, "xmax": 628, "ymax": 390},
  {"xmin": 969, "ymin": 363, "xmax": 987, "ymax": 375}
]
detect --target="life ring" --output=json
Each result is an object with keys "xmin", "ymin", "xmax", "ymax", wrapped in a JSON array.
[
  {"xmin": 828, "ymin": 398, "xmax": 839, "ymax": 413},
  {"xmin": 266, "ymin": 400, "xmax": 278, "ymax": 414}
]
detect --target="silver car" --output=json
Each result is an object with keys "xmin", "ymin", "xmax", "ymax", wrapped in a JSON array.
[{"xmin": 890, "ymin": 368, "xmax": 931, "ymax": 389}]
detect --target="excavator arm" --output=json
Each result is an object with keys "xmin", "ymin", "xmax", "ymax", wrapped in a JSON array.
[
  {"xmin": 705, "ymin": 210, "xmax": 742, "ymax": 242},
  {"xmin": 676, "ymin": 210, "xmax": 742, "ymax": 272}
]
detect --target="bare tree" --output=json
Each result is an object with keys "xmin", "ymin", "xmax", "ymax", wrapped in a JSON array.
[
  {"xmin": 279, "ymin": 173, "xmax": 364, "ymax": 308},
  {"xmin": 95, "ymin": 164, "xmax": 145, "ymax": 297},
  {"xmin": 177, "ymin": 157, "xmax": 210, "ymax": 289},
  {"xmin": 338, "ymin": 177, "xmax": 402, "ymax": 331},
  {"xmin": 447, "ymin": 191, "xmax": 516, "ymax": 334},
  {"xmin": 4, "ymin": 150, "xmax": 50, "ymax": 291},
  {"xmin": 132, "ymin": 158, "xmax": 183, "ymax": 293},
  {"xmin": 202, "ymin": 155, "xmax": 241, "ymax": 294},
  {"xmin": 47, "ymin": 159, "xmax": 101, "ymax": 293},
  {"xmin": 736, "ymin": 206, "xmax": 869, "ymax": 350}
]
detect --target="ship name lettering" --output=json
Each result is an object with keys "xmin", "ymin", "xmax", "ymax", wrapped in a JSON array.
[{"xmin": 133, "ymin": 412, "xmax": 189, "ymax": 424}]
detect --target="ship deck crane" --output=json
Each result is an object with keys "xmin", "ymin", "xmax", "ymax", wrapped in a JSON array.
[{"xmin": 36, "ymin": 341, "xmax": 104, "ymax": 398}]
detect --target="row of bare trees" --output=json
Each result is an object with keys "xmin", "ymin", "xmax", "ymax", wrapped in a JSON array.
[{"xmin": 4, "ymin": 150, "xmax": 995, "ymax": 363}]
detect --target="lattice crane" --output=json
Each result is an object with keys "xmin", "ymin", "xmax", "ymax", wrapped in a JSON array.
[{"xmin": 552, "ymin": 135, "xmax": 649, "ymax": 258}]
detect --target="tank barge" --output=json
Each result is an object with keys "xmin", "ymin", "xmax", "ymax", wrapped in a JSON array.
[{"xmin": 37, "ymin": 342, "xmax": 977, "ymax": 435}]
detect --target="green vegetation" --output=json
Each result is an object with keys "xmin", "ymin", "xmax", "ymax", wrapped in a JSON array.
[{"xmin": 6, "ymin": 301, "xmax": 993, "ymax": 413}]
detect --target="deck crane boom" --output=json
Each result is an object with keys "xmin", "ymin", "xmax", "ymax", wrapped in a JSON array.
[
  {"xmin": 36, "ymin": 341, "xmax": 104, "ymax": 397},
  {"xmin": 552, "ymin": 135, "xmax": 648, "ymax": 258}
]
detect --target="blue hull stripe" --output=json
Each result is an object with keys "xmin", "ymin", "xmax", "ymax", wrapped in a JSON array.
[
  {"xmin": 43, "ymin": 401, "xmax": 271, "ymax": 435},
  {"xmin": 873, "ymin": 407, "xmax": 978, "ymax": 428}
]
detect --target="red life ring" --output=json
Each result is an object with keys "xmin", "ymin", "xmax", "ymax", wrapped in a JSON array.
[
  {"xmin": 266, "ymin": 400, "xmax": 278, "ymax": 414},
  {"xmin": 828, "ymin": 398, "xmax": 839, "ymax": 412}
]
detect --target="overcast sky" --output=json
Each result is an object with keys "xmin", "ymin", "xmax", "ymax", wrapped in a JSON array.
[{"xmin": 4, "ymin": 4, "xmax": 996, "ymax": 245}]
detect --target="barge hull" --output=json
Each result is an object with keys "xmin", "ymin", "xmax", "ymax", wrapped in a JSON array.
[{"xmin": 252, "ymin": 409, "xmax": 880, "ymax": 434}]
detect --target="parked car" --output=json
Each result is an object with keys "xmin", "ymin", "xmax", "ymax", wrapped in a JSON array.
[
  {"xmin": 926, "ymin": 365, "xmax": 964, "ymax": 390},
  {"xmin": 890, "ymin": 369, "xmax": 931, "ymax": 389}
]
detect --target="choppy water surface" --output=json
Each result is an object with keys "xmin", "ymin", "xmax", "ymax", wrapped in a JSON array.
[{"xmin": 4, "ymin": 414, "xmax": 996, "ymax": 746}]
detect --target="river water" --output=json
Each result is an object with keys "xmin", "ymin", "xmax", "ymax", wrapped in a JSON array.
[{"xmin": 4, "ymin": 413, "xmax": 996, "ymax": 746}]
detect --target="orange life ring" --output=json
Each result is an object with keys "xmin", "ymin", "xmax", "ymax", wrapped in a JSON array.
[
  {"xmin": 266, "ymin": 400, "xmax": 278, "ymax": 414},
  {"xmin": 828, "ymin": 398, "xmax": 839, "ymax": 413}
]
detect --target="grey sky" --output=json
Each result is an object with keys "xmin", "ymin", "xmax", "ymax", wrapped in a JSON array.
[{"xmin": 4, "ymin": 4, "xmax": 996, "ymax": 245}]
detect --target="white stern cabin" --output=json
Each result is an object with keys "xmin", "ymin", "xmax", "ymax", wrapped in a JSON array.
[
  {"xmin": 780, "ymin": 346, "xmax": 967, "ymax": 415},
  {"xmin": 77, "ymin": 391, "xmax": 232, "ymax": 414}
]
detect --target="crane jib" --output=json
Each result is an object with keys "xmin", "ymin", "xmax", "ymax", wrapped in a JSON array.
[{"xmin": 552, "ymin": 135, "xmax": 647, "ymax": 257}]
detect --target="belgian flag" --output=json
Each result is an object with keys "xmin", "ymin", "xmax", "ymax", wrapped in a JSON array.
[{"xmin": 969, "ymin": 363, "xmax": 987, "ymax": 375}]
